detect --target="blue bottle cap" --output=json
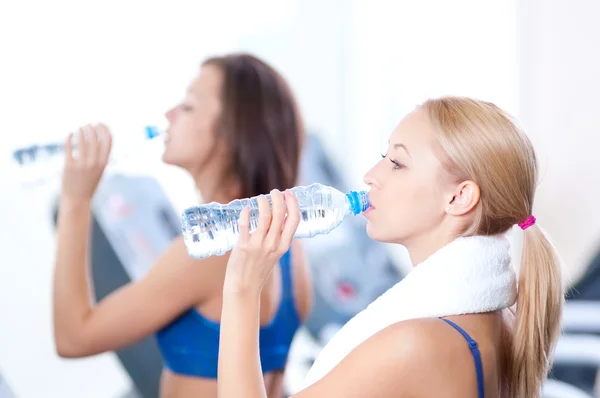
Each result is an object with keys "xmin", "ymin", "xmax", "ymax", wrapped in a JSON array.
[
  {"xmin": 346, "ymin": 190, "xmax": 370, "ymax": 215},
  {"xmin": 145, "ymin": 125, "xmax": 160, "ymax": 140}
]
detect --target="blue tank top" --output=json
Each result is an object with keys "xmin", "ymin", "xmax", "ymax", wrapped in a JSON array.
[
  {"xmin": 155, "ymin": 250, "xmax": 300, "ymax": 378},
  {"xmin": 441, "ymin": 318, "xmax": 485, "ymax": 398}
]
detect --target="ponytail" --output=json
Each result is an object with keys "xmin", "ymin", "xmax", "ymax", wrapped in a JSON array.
[
  {"xmin": 509, "ymin": 225, "xmax": 564, "ymax": 397},
  {"xmin": 420, "ymin": 96, "xmax": 566, "ymax": 396}
]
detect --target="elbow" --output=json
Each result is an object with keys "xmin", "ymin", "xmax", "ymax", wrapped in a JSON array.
[
  {"xmin": 56, "ymin": 346, "xmax": 80, "ymax": 359},
  {"xmin": 53, "ymin": 312, "xmax": 99, "ymax": 358},
  {"xmin": 54, "ymin": 330, "xmax": 92, "ymax": 358},
  {"xmin": 55, "ymin": 338, "xmax": 86, "ymax": 358}
]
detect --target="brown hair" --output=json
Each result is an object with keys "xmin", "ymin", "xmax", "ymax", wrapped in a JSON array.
[
  {"xmin": 422, "ymin": 97, "xmax": 564, "ymax": 397},
  {"xmin": 203, "ymin": 53, "xmax": 303, "ymax": 198}
]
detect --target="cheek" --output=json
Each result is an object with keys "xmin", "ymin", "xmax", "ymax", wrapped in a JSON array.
[
  {"xmin": 196, "ymin": 101, "xmax": 221, "ymax": 131},
  {"xmin": 404, "ymin": 179, "xmax": 439, "ymax": 213},
  {"xmin": 369, "ymin": 178, "xmax": 441, "ymax": 241},
  {"xmin": 175, "ymin": 110, "xmax": 217, "ymax": 145},
  {"xmin": 182, "ymin": 138, "xmax": 214, "ymax": 160},
  {"xmin": 163, "ymin": 124, "xmax": 216, "ymax": 166},
  {"xmin": 400, "ymin": 181, "xmax": 444, "ymax": 234},
  {"xmin": 364, "ymin": 188, "xmax": 407, "ymax": 242}
]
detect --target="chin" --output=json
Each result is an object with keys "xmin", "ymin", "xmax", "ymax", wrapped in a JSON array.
[
  {"xmin": 161, "ymin": 151, "xmax": 179, "ymax": 167},
  {"xmin": 366, "ymin": 222, "xmax": 404, "ymax": 244},
  {"xmin": 365, "ymin": 222, "xmax": 386, "ymax": 243}
]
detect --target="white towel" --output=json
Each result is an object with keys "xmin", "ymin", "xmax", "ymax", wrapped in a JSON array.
[{"xmin": 303, "ymin": 235, "xmax": 517, "ymax": 387}]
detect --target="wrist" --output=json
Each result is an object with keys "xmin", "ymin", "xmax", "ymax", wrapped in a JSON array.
[
  {"xmin": 223, "ymin": 277, "xmax": 262, "ymax": 300},
  {"xmin": 59, "ymin": 196, "xmax": 92, "ymax": 213}
]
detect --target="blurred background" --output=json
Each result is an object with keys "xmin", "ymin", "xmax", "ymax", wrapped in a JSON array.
[{"xmin": 1, "ymin": 0, "xmax": 600, "ymax": 397}]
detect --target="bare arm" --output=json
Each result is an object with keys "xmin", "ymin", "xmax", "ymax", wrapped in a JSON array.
[
  {"xmin": 290, "ymin": 240, "xmax": 313, "ymax": 322},
  {"xmin": 219, "ymin": 289, "xmax": 264, "ymax": 398},
  {"xmin": 52, "ymin": 124, "xmax": 224, "ymax": 357},
  {"xmin": 53, "ymin": 227, "xmax": 221, "ymax": 357},
  {"xmin": 262, "ymin": 239, "xmax": 312, "ymax": 398}
]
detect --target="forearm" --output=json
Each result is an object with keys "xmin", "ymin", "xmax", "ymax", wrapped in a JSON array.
[
  {"xmin": 218, "ymin": 289, "xmax": 266, "ymax": 398},
  {"xmin": 53, "ymin": 199, "xmax": 94, "ymax": 349}
]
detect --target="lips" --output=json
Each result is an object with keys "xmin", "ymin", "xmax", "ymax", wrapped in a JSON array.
[
  {"xmin": 367, "ymin": 193, "xmax": 375, "ymax": 210},
  {"xmin": 363, "ymin": 193, "xmax": 375, "ymax": 216}
]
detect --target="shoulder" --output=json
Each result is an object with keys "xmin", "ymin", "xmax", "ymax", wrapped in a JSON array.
[
  {"xmin": 365, "ymin": 317, "xmax": 470, "ymax": 366},
  {"xmin": 297, "ymin": 318, "xmax": 476, "ymax": 397},
  {"xmin": 289, "ymin": 240, "xmax": 313, "ymax": 321}
]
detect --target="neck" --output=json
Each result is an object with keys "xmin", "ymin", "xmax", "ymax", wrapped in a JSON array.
[
  {"xmin": 192, "ymin": 168, "xmax": 241, "ymax": 204},
  {"xmin": 404, "ymin": 229, "xmax": 458, "ymax": 266}
]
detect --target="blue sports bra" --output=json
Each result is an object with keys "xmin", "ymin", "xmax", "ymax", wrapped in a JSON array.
[
  {"xmin": 441, "ymin": 318, "xmax": 485, "ymax": 398},
  {"xmin": 155, "ymin": 250, "xmax": 300, "ymax": 378}
]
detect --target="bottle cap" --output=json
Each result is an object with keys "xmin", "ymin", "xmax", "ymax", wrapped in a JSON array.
[
  {"xmin": 346, "ymin": 190, "xmax": 370, "ymax": 215},
  {"xmin": 145, "ymin": 125, "xmax": 161, "ymax": 140}
]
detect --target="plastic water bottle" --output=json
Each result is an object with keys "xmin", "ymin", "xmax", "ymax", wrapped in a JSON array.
[
  {"xmin": 181, "ymin": 183, "xmax": 370, "ymax": 259},
  {"xmin": 12, "ymin": 125, "xmax": 161, "ymax": 166},
  {"xmin": 10, "ymin": 126, "xmax": 162, "ymax": 186}
]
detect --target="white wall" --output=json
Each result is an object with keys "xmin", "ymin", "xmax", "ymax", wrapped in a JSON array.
[
  {"xmin": 0, "ymin": 1, "xmax": 237, "ymax": 397},
  {"xmin": 518, "ymin": 0, "xmax": 600, "ymax": 283},
  {"xmin": 344, "ymin": 0, "xmax": 519, "ymax": 189}
]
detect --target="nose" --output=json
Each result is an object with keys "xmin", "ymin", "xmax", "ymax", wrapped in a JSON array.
[
  {"xmin": 165, "ymin": 106, "xmax": 177, "ymax": 123},
  {"xmin": 363, "ymin": 165, "xmax": 379, "ymax": 188}
]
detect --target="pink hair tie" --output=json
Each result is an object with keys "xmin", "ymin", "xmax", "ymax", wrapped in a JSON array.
[{"xmin": 518, "ymin": 215, "xmax": 536, "ymax": 230}]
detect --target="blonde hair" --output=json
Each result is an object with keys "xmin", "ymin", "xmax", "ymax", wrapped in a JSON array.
[{"xmin": 421, "ymin": 97, "xmax": 564, "ymax": 398}]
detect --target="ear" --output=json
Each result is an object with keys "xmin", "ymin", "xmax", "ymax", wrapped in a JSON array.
[{"xmin": 445, "ymin": 180, "xmax": 480, "ymax": 216}]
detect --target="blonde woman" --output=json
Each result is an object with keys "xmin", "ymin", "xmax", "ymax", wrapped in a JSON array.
[{"xmin": 216, "ymin": 97, "xmax": 564, "ymax": 398}]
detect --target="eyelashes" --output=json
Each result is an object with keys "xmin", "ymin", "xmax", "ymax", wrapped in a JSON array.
[{"xmin": 380, "ymin": 153, "xmax": 404, "ymax": 170}]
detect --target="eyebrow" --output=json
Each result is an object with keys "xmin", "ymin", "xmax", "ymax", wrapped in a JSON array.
[{"xmin": 389, "ymin": 141, "xmax": 411, "ymax": 158}]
